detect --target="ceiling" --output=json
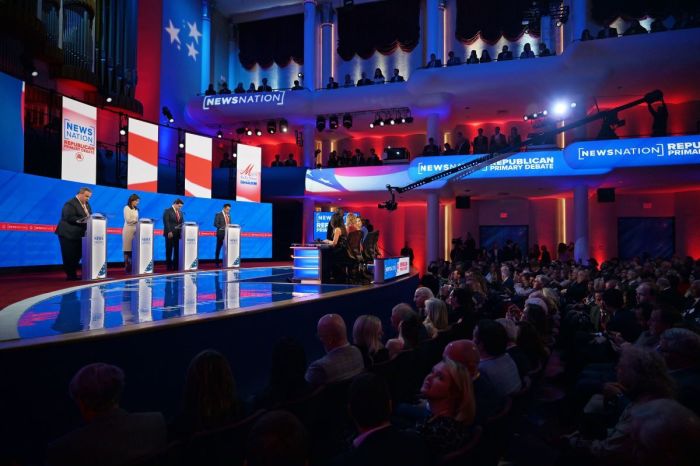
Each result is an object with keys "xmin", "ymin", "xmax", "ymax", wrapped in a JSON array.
[{"xmin": 216, "ymin": 0, "xmax": 382, "ymax": 20}]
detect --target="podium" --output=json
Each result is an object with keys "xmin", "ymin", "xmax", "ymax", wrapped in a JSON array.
[
  {"xmin": 81, "ymin": 214, "xmax": 107, "ymax": 280},
  {"xmin": 131, "ymin": 218, "xmax": 154, "ymax": 275},
  {"xmin": 179, "ymin": 221, "xmax": 199, "ymax": 271},
  {"xmin": 223, "ymin": 224, "xmax": 241, "ymax": 268}
]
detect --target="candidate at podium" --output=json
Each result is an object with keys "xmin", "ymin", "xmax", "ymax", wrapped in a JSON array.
[
  {"xmin": 55, "ymin": 187, "xmax": 93, "ymax": 280},
  {"xmin": 163, "ymin": 199, "xmax": 184, "ymax": 271},
  {"xmin": 214, "ymin": 203, "xmax": 231, "ymax": 267}
]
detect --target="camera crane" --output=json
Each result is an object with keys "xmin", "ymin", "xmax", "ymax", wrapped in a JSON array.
[{"xmin": 379, "ymin": 90, "xmax": 663, "ymax": 211}]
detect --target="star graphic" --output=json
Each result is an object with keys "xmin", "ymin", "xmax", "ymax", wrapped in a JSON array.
[
  {"xmin": 186, "ymin": 42, "xmax": 199, "ymax": 61},
  {"xmin": 165, "ymin": 19, "xmax": 180, "ymax": 45},
  {"xmin": 187, "ymin": 21, "xmax": 202, "ymax": 44}
]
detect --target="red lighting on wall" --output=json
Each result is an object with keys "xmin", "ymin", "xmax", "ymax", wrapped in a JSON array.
[
  {"xmin": 643, "ymin": 202, "xmax": 652, "ymax": 209},
  {"xmin": 500, "ymin": 212, "xmax": 508, "ymax": 219}
]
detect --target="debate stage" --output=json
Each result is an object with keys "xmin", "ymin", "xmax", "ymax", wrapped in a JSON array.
[{"xmin": 0, "ymin": 265, "xmax": 418, "ymax": 462}]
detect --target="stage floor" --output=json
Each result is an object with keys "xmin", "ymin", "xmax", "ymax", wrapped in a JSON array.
[{"xmin": 0, "ymin": 267, "xmax": 356, "ymax": 347}]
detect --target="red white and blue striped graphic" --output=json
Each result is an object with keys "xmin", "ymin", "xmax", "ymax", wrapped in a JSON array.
[{"xmin": 184, "ymin": 132, "xmax": 212, "ymax": 198}]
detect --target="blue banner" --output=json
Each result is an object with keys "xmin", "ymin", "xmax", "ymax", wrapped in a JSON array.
[
  {"xmin": 564, "ymin": 135, "xmax": 700, "ymax": 169},
  {"xmin": 0, "ymin": 72, "xmax": 24, "ymax": 173},
  {"xmin": 0, "ymin": 170, "xmax": 272, "ymax": 267}
]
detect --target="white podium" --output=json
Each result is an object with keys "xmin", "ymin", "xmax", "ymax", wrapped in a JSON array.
[
  {"xmin": 179, "ymin": 221, "xmax": 199, "ymax": 271},
  {"xmin": 131, "ymin": 218, "xmax": 154, "ymax": 275},
  {"xmin": 81, "ymin": 213, "xmax": 107, "ymax": 280},
  {"xmin": 224, "ymin": 224, "xmax": 241, "ymax": 268}
]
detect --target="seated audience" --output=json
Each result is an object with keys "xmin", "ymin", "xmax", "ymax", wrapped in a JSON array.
[
  {"xmin": 497, "ymin": 45, "xmax": 513, "ymax": 61},
  {"xmin": 658, "ymin": 328, "xmax": 700, "ymax": 415},
  {"xmin": 387, "ymin": 312, "xmax": 422, "ymax": 358},
  {"xmin": 516, "ymin": 320, "xmax": 549, "ymax": 371},
  {"xmin": 326, "ymin": 76, "xmax": 339, "ymax": 89},
  {"xmin": 305, "ymin": 314, "xmax": 364, "ymax": 387},
  {"xmin": 417, "ymin": 358, "xmax": 476, "ymax": 457},
  {"xmin": 337, "ymin": 373, "xmax": 430, "ymax": 466},
  {"xmin": 245, "ymin": 410, "xmax": 309, "ymax": 466},
  {"xmin": 247, "ymin": 82, "xmax": 256, "ymax": 93},
  {"xmin": 291, "ymin": 80, "xmax": 303, "ymax": 90},
  {"xmin": 47, "ymin": 363, "xmax": 166, "ymax": 466},
  {"xmin": 343, "ymin": 73, "xmax": 354, "ymax": 87},
  {"xmin": 254, "ymin": 338, "xmax": 311, "ymax": 410},
  {"xmin": 356, "ymin": 72, "xmax": 372, "ymax": 86},
  {"xmin": 219, "ymin": 82, "xmax": 231, "ymax": 94},
  {"xmin": 284, "ymin": 153, "xmax": 298, "ymax": 167},
  {"xmin": 423, "ymin": 298, "xmax": 450, "ymax": 339},
  {"xmin": 234, "ymin": 82, "xmax": 245, "ymax": 93},
  {"xmin": 204, "ymin": 83, "xmax": 216, "ymax": 95},
  {"xmin": 497, "ymin": 318, "xmax": 531, "ymax": 377},
  {"xmin": 422, "ymin": 137, "xmax": 440, "ymax": 156},
  {"xmin": 444, "ymin": 339, "xmax": 506, "ymax": 424},
  {"xmin": 373, "ymin": 68, "xmax": 385, "ymax": 84},
  {"xmin": 446, "ymin": 50, "xmax": 461, "ymax": 66},
  {"xmin": 473, "ymin": 319, "xmax": 522, "ymax": 397},
  {"xmin": 624, "ymin": 19, "xmax": 648, "ymax": 35},
  {"xmin": 442, "ymin": 142, "xmax": 456, "ymax": 155},
  {"xmin": 480, "ymin": 49, "xmax": 492, "ymax": 63},
  {"xmin": 170, "ymin": 350, "xmax": 242, "ymax": 438},
  {"xmin": 520, "ymin": 43, "xmax": 535, "ymax": 59},
  {"xmin": 580, "ymin": 29, "xmax": 594, "ymax": 41},
  {"xmin": 389, "ymin": 68, "xmax": 405, "ymax": 82},
  {"xmin": 413, "ymin": 286, "xmax": 435, "ymax": 317},
  {"xmin": 426, "ymin": 52, "xmax": 442, "ymax": 68},
  {"xmin": 258, "ymin": 78, "xmax": 272, "ymax": 92},
  {"xmin": 466, "ymin": 50, "xmax": 479, "ymax": 64},
  {"xmin": 352, "ymin": 315, "xmax": 389, "ymax": 368},
  {"xmin": 472, "ymin": 128, "xmax": 489, "ymax": 153}
]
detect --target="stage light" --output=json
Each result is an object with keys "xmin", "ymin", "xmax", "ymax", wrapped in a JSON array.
[
  {"xmin": 542, "ymin": 109, "xmax": 548, "ymax": 116},
  {"xmin": 279, "ymin": 119, "xmax": 288, "ymax": 133},
  {"xmin": 267, "ymin": 120, "xmax": 277, "ymax": 134},
  {"xmin": 246, "ymin": 128, "xmax": 253, "ymax": 136},
  {"xmin": 342, "ymin": 113, "xmax": 352, "ymax": 129},
  {"xmin": 119, "ymin": 126, "xmax": 127, "ymax": 136},
  {"xmin": 232, "ymin": 152, "xmax": 237, "ymax": 158},
  {"xmin": 236, "ymin": 127, "xmax": 245, "ymax": 135},
  {"xmin": 570, "ymin": 102, "xmax": 577, "ymax": 108},
  {"xmin": 178, "ymin": 141, "xmax": 185, "ymax": 149},
  {"xmin": 255, "ymin": 128, "xmax": 262, "ymax": 136},
  {"xmin": 216, "ymin": 129, "xmax": 223, "ymax": 139},
  {"xmin": 379, "ymin": 118, "xmax": 385, "ymax": 127},
  {"xmin": 389, "ymin": 117, "xmax": 396, "ymax": 125},
  {"xmin": 106, "ymin": 97, "xmax": 112, "ymax": 103},
  {"xmin": 162, "ymin": 106, "xmax": 174, "ymax": 123},
  {"xmin": 31, "ymin": 70, "xmax": 38, "ymax": 77},
  {"xmin": 329, "ymin": 115, "xmax": 339, "ymax": 130},
  {"xmin": 523, "ymin": 115, "xmax": 528, "ymax": 121},
  {"xmin": 297, "ymin": 72, "xmax": 304, "ymax": 78},
  {"xmin": 532, "ymin": 112, "xmax": 538, "ymax": 118},
  {"xmin": 369, "ymin": 120, "xmax": 375, "ymax": 128},
  {"xmin": 316, "ymin": 115, "xmax": 326, "ymax": 132},
  {"xmin": 552, "ymin": 102, "xmax": 568, "ymax": 116}
]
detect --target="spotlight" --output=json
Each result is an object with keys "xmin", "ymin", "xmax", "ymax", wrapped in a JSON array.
[
  {"xmin": 267, "ymin": 120, "xmax": 277, "ymax": 134},
  {"xmin": 389, "ymin": 117, "xmax": 396, "ymax": 125},
  {"xmin": 570, "ymin": 102, "xmax": 577, "ymax": 108},
  {"xmin": 552, "ymin": 102, "xmax": 568, "ymax": 116},
  {"xmin": 329, "ymin": 115, "xmax": 339, "ymax": 130},
  {"xmin": 369, "ymin": 120, "xmax": 375, "ymax": 129},
  {"xmin": 523, "ymin": 115, "xmax": 528, "ymax": 121},
  {"xmin": 178, "ymin": 141, "xmax": 185, "ymax": 149},
  {"xmin": 246, "ymin": 128, "xmax": 253, "ymax": 136},
  {"xmin": 162, "ymin": 106, "xmax": 174, "ymax": 123},
  {"xmin": 236, "ymin": 127, "xmax": 245, "ymax": 135},
  {"xmin": 119, "ymin": 126, "xmax": 127, "ymax": 136},
  {"xmin": 316, "ymin": 115, "xmax": 326, "ymax": 132},
  {"xmin": 532, "ymin": 112, "xmax": 538, "ymax": 118},
  {"xmin": 379, "ymin": 118, "xmax": 385, "ymax": 127},
  {"xmin": 279, "ymin": 119, "xmax": 288, "ymax": 133},
  {"xmin": 216, "ymin": 129, "xmax": 223, "ymax": 139},
  {"xmin": 232, "ymin": 152, "xmax": 237, "ymax": 158},
  {"xmin": 255, "ymin": 128, "xmax": 262, "ymax": 136},
  {"xmin": 400, "ymin": 116, "xmax": 406, "ymax": 124},
  {"xmin": 106, "ymin": 97, "xmax": 112, "ymax": 103},
  {"xmin": 31, "ymin": 70, "xmax": 38, "ymax": 77},
  {"xmin": 297, "ymin": 72, "xmax": 304, "ymax": 79},
  {"xmin": 342, "ymin": 113, "xmax": 352, "ymax": 129}
]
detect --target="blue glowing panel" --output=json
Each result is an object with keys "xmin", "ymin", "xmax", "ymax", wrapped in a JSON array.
[
  {"xmin": 0, "ymin": 72, "xmax": 24, "ymax": 172},
  {"xmin": 0, "ymin": 170, "xmax": 272, "ymax": 266},
  {"xmin": 618, "ymin": 217, "xmax": 674, "ymax": 260},
  {"xmin": 293, "ymin": 247, "xmax": 320, "ymax": 280}
]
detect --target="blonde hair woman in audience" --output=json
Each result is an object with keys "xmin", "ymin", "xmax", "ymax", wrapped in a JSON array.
[
  {"xmin": 418, "ymin": 358, "xmax": 476, "ymax": 457},
  {"xmin": 423, "ymin": 298, "xmax": 449, "ymax": 339},
  {"xmin": 352, "ymin": 315, "xmax": 389, "ymax": 367},
  {"xmin": 346, "ymin": 213, "xmax": 358, "ymax": 233}
]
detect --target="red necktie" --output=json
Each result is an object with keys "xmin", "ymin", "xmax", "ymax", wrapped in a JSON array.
[
  {"xmin": 224, "ymin": 213, "xmax": 229, "ymax": 224},
  {"xmin": 175, "ymin": 210, "xmax": 180, "ymax": 221}
]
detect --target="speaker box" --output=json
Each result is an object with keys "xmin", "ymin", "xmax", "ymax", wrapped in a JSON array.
[
  {"xmin": 597, "ymin": 188, "xmax": 616, "ymax": 203},
  {"xmin": 456, "ymin": 196, "xmax": 471, "ymax": 209}
]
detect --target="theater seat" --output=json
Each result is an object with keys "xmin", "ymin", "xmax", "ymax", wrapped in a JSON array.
[{"xmin": 438, "ymin": 425, "xmax": 483, "ymax": 466}]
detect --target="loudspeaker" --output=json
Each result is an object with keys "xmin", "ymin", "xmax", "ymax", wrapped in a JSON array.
[
  {"xmin": 597, "ymin": 188, "xmax": 616, "ymax": 203},
  {"xmin": 456, "ymin": 196, "xmax": 471, "ymax": 209}
]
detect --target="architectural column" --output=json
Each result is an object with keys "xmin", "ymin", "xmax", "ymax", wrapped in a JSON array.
[
  {"xmin": 426, "ymin": 192, "xmax": 440, "ymax": 267},
  {"xmin": 302, "ymin": 123, "xmax": 316, "ymax": 168},
  {"xmin": 302, "ymin": 198, "xmax": 315, "ymax": 243},
  {"xmin": 426, "ymin": 113, "xmax": 440, "ymax": 146},
  {"xmin": 571, "ymin": 0, "xmax": 590, "ymax": 42},
  {"xmin": 320, "ymin": 1, "xmax": 334, "ymax": 84},
  {"xmin": 303, "ymin": 0, "xmax": 317, "ymax": 90},
  {"xmin": 201, "ymin": 0, "xmax": 212, "ymax": 91},
  {"xmin": 573, "ymin": 184, "xmax": 589, "ymax": 263},
  {"xmin": 426, "ymin": 0, "xmax": 444, "ymax": 62}
]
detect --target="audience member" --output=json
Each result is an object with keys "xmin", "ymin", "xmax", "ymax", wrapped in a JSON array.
[
  {"xmin": 291, "ymin": 80, "xmax": 303, "ymax": 90},
  {"xmin": 497, "ymin": 318, "xmax": 531, "ymax": 377},
  {"xmin": 356, "ymin": 72, "xmax": 372, "ymax": 86},
  {"xmin": 490, "ymin": 126, "xmax": 507, "ymax": 151},
  {"xmin": 47, "ymin": 363, "xmax": 166, "ymax": 466},
  {"xmin": 538, "ymin": 42, "xmax": 552, "ymax": 56},
  {"xmin": 422, "ymin": 137, "xmax": 440, "ymax": 156},
  {"xmin": 387, "ymin": 312, "xmax": 422, "ymax": 358},
  {"xmin": 389, "ymin": 68, "xmax": 405, "ymax": 82},
  {"xmin": 414, "ymin": 287, "xmax": 435, "ymax": 317},
  {"xmin": 352, "ymin": 315, "xmax": 389, "ymax": 368},
  {"xmin": 367, "ymin": 148, "xmax": 381, "ymax": 165},
  {"xmin": 258, "ymin": 78, "xmax": 272, "ymax": 92},
  {"xmin": 326, "ymin": 76, "xmax": 339, "ymax": 89},
  {"xmin": 373, "ymin": 68, "xmax": 385, "ymax": 84},
  {"xmin": 423, "ymin": 298, "xmax": 449, "ymax": 339},
  {"xmin": 497, "ymin": 45, "xmax": 513, "ymax": 61},
  {"xmin": 254, "ymin": 338, "xmax": 311, "ymax": 409},
  {"xmin": 305, "ymin": 314, "xmax": 364, "ymax": 387},
  {"xmin": 219, "ymin": 82, "xmax": 231, "ymax": 94},
  {"xmin": 455, "ymin": 131, "xmax": 470, "ymax": 154},
  {"xmin": 247, "ymin": 82, "xmax": 256, "ymax": 93},
  {"xmin": 446, "ymin": 50, "xmax": 461, "ymax": 66},
  {"xmin": 271, "ymin": 154, "xmax": 283, "ymax": 167},
  {"xmin": 597, "ymin": 26, "xmax": 619, "ymax": 39},
  {"xmin": 650, "ymin": 18, "xmax": 668, "ymax": 33},
  {"xmin": 580, "ymin": 29, "xmax": 594, "ymax": 41},
  {"xmin": 442, "ymin": 142, "xmax": 456, "ymax": 155},
  {"xmin": 234, "ymin": 82, "xmax": 245, "ymax": 93},
  {"xmin": 426, "ymin": 52, "xmax": 442, "ymax": 68},
  {"xmin": 624, "ymin": 19, "xmax": 648, "ymax": 35},
  {"xmin": 473, "ymin": 319, "xmax": 522, "ymax": 397},
  {"xmin": 658, "ymin": 328, "xmax": 700, "ymax": 415},
  {"xmin": 473, "ymin": 128, "xmax": 489, "ymax": 153},
  {"xmin": 648, "ymin": 100, "xmax": 669, "ymax": 137},
  {"xmin": 466, "ymin": 50, "xmax": 479, "ymax": 64},
  {"xmin": 343, "ymin": 73, "xmax": 354, "ymax": 87},
  {"xmin": 205, "ymin": 83, "xmax": 216, "ymax": 95},
  {"xmin": 284, "ymin": 153, "xmax": 298, "ymax": 167},
  {"xmin": 480, "ymin": 49, "xmax": 492, "ymax": 63},
  {"xmin": 520, "ymin": 43, "xmax": 535, "ymax": 59},
  {"xmin": 245, "ymin": 410, "xmax": 309, "ymax": 466}
]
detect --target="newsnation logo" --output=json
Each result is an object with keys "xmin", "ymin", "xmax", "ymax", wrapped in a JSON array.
[
  {"xmin": 577, "ymin": 141, "xmax": 700, "ymax": 160},
  {"xmin": 202, "ymin": 91, "xmax": 286, "ymax": 110}
]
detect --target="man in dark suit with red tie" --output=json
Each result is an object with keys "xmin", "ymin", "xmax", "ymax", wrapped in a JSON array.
[
  {"xmin": 214, "ymin": 203, "xmax": 231, "ymax": 267},
  {"xmin": 55, "ymin": 187, "xmax": 93, "ymax": 280},
  {"xmin": 163, "ymin": 199, "xmax": 184, "ymax": 270}
]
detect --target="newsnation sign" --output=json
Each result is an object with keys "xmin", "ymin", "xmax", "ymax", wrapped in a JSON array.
[{"xmin": 202, "ymin": 91, "xmax": 286, "ymax": 110}]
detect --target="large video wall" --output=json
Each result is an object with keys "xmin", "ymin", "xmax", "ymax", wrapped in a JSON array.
[{"xmin": 0, "ymin": 170, "xmax": 272, "ymax": 266}]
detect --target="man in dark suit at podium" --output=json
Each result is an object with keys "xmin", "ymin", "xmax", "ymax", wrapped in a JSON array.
[
  {"xmin": 163, "ymin": 199, "xmax": 184, "ymax": 270},
  {"xmin": 214, "ymin": 203, "xmax": 231, "ymax": 267},
  {"xmin": 55, "ymin": 187, "xmax": 93, "ymax": 280}
]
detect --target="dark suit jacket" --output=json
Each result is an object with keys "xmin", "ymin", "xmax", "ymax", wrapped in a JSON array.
[
  {"xmin": 162, "ymin": 207, "xmax": 184, "ymax": 238},
  {"xmin": 422, "ymin": 144, "xmax": 440, "ymax": 156},
  {"xmin": 55, "ymin": 197, "xmax": 92, "ymax": 240},
  {"xmin": 47, "ymin": 409, "xmax": 166, "ymax": 466},
  {"xmin": 335, "ymin": 425, "xmax": 430, "ymax": 466},
  {"xmin": 214, "ymin": 212, "xmax": 228, "ymax": 238}
]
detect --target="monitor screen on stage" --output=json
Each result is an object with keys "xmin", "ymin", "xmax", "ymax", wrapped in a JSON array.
[
  {"xmin": 313, "ymin": 211, "xmax": 360, "ymax": 241},
  {"xmin": 0, "ymin": 170, "xmax": 272, "ymax": 267}
]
